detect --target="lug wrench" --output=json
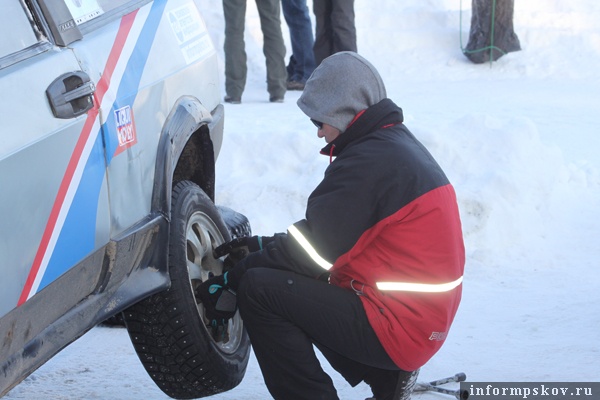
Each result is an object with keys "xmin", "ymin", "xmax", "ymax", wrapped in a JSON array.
[{"xmin": 413, "ymin": 372, "xmax": 469, "ymax": 399}]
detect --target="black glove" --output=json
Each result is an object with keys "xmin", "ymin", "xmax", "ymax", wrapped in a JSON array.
[
  {"xmin": 214, "ymin": 236, "xmax": 275, "ymax": 269},
  {"xmin": 214, "ymin": 235, "xmax": 273, "ymax": 258},
  {"xmin": 196, "ymin": 272, "xmax": 237, "ymax": 338}
]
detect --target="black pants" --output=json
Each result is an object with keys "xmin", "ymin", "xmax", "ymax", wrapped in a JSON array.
[
  {"xmin": 238, "ymin": 268, "xmax": 399, "ymax": 400},
  {"xmin": 312, "ymin": 0, "xmax": 357, "ymax": 65}
]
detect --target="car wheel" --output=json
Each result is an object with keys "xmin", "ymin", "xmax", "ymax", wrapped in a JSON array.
[{"xmin": 123, "ymin": 180, "xmax": 250, "ymax": 399}]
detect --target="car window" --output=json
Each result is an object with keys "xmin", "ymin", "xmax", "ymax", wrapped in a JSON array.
[{"xmin": 0, "ymin": 2, "xmax": 39, "ymax": 60}]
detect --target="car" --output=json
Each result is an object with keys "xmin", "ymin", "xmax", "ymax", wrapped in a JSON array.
[{"xmin": 0, "ymin": 0, "xmax": 251, "ymax": 398}]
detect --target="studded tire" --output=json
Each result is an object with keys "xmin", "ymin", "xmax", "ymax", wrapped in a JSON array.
[{"xmin": 123, "ymin": 181, "xmax": 250, "ymax": 399}]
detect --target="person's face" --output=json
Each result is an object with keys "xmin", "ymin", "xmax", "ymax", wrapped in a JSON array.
[{"xmin": 312, "ymin": 119, "xmax": 341, "ymax": 143}]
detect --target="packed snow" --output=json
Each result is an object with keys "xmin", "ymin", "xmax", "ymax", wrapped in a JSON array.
[{"xmin": 6, "ymin": 0, "xmax": 599, "ymax": 398}]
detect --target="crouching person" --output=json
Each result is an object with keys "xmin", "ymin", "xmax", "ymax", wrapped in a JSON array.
[{"xmin": 197, "ymin": 52, "xmax": 465, "ymax": 400}]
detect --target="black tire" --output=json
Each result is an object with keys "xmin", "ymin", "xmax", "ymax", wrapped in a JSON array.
[{"xmin": 123, "ymin": 181, "xmax": 250, "ymax": 399}]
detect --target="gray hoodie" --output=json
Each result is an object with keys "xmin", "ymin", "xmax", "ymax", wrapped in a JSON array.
[{"xmin": 297, "ymin": 52, "xmax": 387, "ymax": 133}]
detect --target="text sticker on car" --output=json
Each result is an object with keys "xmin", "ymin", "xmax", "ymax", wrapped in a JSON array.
[
  {"xmin": 168, "ymin": 3, "xmax": 215, "ymax": 64},
  {"xmin": 65, "ymin": 0, "xmax": 104, "ymax": 25},
  {"xmin": 114, "ymin": 105, "xmax": 137, "ymax": 155}
]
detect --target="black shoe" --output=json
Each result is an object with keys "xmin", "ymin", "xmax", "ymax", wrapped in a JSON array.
[
  {"xmin": 286, "ymin": 80, "xmax": 305, "ymax": 91},
  {"xmin": 269, "ymin": 96, "xmax": 284, "ymax": 103},
  {"xmin": 393, "ymin": 369, "xmax": 419, "ymax": 400},
  {"xmin": 364, "ymin": 368, "xmax": 419, "ymax": 400},
  {"xmin": 224, "ymin": 96, "xmax": 241, "ymax": 104}
]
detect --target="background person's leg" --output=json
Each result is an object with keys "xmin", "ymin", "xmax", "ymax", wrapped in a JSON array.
[
  {"xmin": 223, "ymin": 0, "xmax": 248, "ymax": 100},
  {"xmin": 281, "ymin": 0, "xmax": 316, "ymax": 84},
  {"xmin": 330, "ymin": 0, "xmax": 357, "ymax": 54},
  {"xmin": 256, "ymin": 0, "xmax": 287, "ymax": 100},
  {"xmin": 312, "ymin": 0, "xmax": 333, "ymax": 65}
]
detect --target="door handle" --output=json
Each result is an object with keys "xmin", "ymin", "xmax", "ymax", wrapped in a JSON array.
[{"xmin": 46, "ymin": 71, "xmax": 96, "ymax": 119}]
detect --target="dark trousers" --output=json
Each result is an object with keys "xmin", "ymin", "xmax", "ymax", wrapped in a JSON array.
[
  {"xmin": 312, "ymin": 0, "xmax": 357, "ymax": 65},
  {"xmin": 223, "ymin": 0, "xmax": 287, "ymax": 99},
  {"xmin": 238, "ymin": 268, "xmax": 398, "ymax": 400}
]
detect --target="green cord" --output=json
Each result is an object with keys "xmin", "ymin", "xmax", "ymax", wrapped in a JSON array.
[{"xmin": 460, "ymin": 0, "xmax": 507, "ymax": 66}]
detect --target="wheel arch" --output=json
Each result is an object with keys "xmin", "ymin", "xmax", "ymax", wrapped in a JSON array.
[{"xmin": 151, "ymin": 96, "xmax": 224, "ymax": 219}]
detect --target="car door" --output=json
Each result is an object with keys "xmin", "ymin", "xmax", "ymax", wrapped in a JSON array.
[
  {"xmin": 0, "ymin": 1, "xmax": 110, "ymax": 317},
  {"xmin": 74, "ymin": 0, "xmax": 221, "ymax": 236}
]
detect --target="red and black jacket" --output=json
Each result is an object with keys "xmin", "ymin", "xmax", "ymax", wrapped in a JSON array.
[{"xmin": 234, "ymin": 98, "xmax": 465, "ymax": 371}]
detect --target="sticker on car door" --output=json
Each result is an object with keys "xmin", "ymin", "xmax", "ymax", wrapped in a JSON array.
[
  {"xmin": 65, "ymin": 0, "xmax": 103, "ymax": 25},
  {"xmin": 168, "ymin": 3, "xmax": 214, "ymax": 64},
  {"xmin": 114, "ymin": 105, "xmax": 137, "ymax": 154}
]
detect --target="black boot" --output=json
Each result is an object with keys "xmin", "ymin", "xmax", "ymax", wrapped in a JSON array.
[
  {"xmin": 393, "ymin": 369, "xmax": 419, "ymax": 400},
  {"xmin": 364, "ymin": 368, "xmax": 419, "ymax": 400}
]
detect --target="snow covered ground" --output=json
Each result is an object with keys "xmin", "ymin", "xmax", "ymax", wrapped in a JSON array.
[{"xmin": 6, "ymin": 0, "xmax": 599, "ymax": 398}]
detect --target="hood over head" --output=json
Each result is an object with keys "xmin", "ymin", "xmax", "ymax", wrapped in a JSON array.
[{"xmin": 297, "ymin": 52, "xmax": 387, "ymax": 133}]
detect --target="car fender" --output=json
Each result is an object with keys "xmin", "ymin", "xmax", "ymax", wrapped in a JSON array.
[{"xmin": 151, "ymin": 96, "xmax": 223, "ymax": 219}]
